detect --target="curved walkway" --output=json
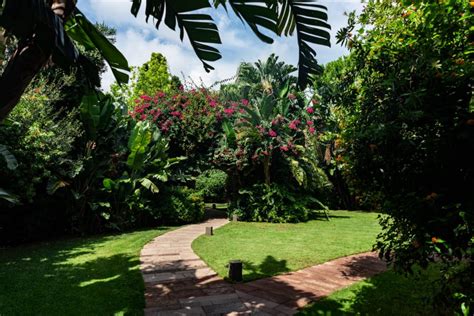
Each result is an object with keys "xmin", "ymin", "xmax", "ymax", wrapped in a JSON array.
[{"xmin": 141, "ymin": 219, "xmax": 386, "ymax": 315}]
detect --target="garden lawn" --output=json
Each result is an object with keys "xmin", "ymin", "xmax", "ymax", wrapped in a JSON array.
[
  {"xmin": 298, "ymin": 265, "xmax": 442, "ymax": 316},
  {"xmin": 0, "ymin": 227, "xmax": 172, "ymax": 315},
  {"xmin": 192, "ymin": 210, "xmax": 380, "ymax": 281}
]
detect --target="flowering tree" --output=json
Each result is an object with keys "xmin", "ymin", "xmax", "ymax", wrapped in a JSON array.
[{"xmin": 129, "ymin": 87, "xmax": 230, "ymax": 175}]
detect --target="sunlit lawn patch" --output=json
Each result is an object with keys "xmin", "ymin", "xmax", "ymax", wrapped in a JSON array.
[
  {"xmin": 0, "ymin": 227, "xmax": 172, "ymax": 315},
  {"xmin": 193, "ymin": 210, "xmax": 380, "ymax": 281}
]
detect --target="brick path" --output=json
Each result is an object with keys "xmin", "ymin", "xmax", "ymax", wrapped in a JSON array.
[{"xmin": 141, "ymin": 219, "xmax": 387, "ymax": 315}]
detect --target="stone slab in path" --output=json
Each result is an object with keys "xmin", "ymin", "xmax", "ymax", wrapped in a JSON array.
[{"xmin": 141, "ymin": 219, "xmax": 387, "ymax": 315}]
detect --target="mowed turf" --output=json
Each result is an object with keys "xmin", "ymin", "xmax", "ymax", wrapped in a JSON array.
[
  {"xmin": 298, "ymin": 265, "xmax": 442, "ymax": 316},
  {"xmin": 192, "ymin": 210, "xmax": 381, "ymax": 281},
  {"xmin": 0, "ymin": 227, "xmax": 172, "ymax": 315}
]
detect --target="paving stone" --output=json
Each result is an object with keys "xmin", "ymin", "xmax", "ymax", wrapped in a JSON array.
[
  {"xmin": 202, "ymin": 301, "xmax": 249, "ymax": 314},
  {"xmin": 140, "ymin": 218, "xmax": 386, "ymax": 315}
]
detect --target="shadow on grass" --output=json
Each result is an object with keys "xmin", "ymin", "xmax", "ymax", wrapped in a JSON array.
[
  {"xmin": 239, "ymin": 255, "xmax": 291, "ymax": 281},
  {"xmin": 298, "ymin": 265, "xmax": 442, "ymax": 316},
  {"xmin": 0, "ymin": 229, "xmax": 170, "ymax": 315}
]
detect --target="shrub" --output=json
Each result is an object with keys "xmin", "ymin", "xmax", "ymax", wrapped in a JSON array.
[
  {"xmin": 230, "ymin": 183, "xmax": 326, "ymax": 223},
  {"xmin": 334, "ymin": 1, "xmax": 473, "ymax": 313},
  {"xmin": 195, "ymin": 169, "xmax": 228, "ymax": 202},
  {"xmin": 0, "ymin": 80, "xmax": 84, "ymax": 243},
  {"xmin": 153, "ymin": 186, "xmax": 205, "ymax": 224}
]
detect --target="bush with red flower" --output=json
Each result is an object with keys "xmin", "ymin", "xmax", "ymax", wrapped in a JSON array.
[{"xmin": 129, "ymin": 88, "xmax": 238, "ymax": 175}]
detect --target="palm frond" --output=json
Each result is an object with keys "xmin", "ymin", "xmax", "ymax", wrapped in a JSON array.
[
  {"xmin": 131, "ymin": 0, "xmax": 221, "ymax": 72},
  {"xmin": 277, "ymin": 0, "xmax": 330, "ymax": 88},
  {"xmin": 214, "ymin": 0, "xmax": 277, "ymax": 43}
]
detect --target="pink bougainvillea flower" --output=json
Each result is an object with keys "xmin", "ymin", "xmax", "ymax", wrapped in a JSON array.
[
  {"xmin": 289, "ymin": 119, "xmax": 301, "ymax": 130},
  {"xmin": 268, "ymin": 129, "xmax": 277, "ymax": 137},
  {"xmin": 256, "ymin": 125, "xmax": 265, "ymax": 134},
  {"xmin": 309, "ymin": 127, "xmax": 316, "ymax": 134},
  {"xmin": 311, "ymin": 99, "xmax": 319, "ymax": 105},
  {"xmin": 288, "ymin": 94, "xmax": 297, "ymax": 100},
  {"xmin": 280, "ymin": 145, "xmax": 289, "ymax": 152},
  {"xmin": 209, "ymin": 100, "xmax": 217, "ymax": 108},
  {"xmin": 140, "ymin": 114, "xmax": 148, "ymax": 121},
  {"xmin": 224, "ymin": 108, "xmax": 235, "ymax": 116},
  {"xmin": 241, "ymin": 99, "xmax": 249, "ymax": 106},
  {"xmin": 157, "ymin": 92, "xmax": 166, "ymax": 98},
  {"xmin": 140, "ymin": 95, "xmax": 152, "ymax": 101},
  {"xmin": 307, "ymin": 120, "xmax": 314, "ymax": 126},
  {"xmin": 239, "ymin": 108, "xmax": 246, "ymax": 114},
  {"xmin": 306, "ymin": 107, "xmax": 314, "ymax": 114},
  {"xmin": 252, "ymin": 153, "xmax": 259, "ymax": 160},
  {"xmin": 170, "ymin": 111, "xmax": 182, "ymax": 118},
  {"xmin": 261, "ymin": 150, "xmax": 269, "ymax": 156},
  {"xmin": 179, "ymin": 85, "xmax": 184, "ymax": 91}
]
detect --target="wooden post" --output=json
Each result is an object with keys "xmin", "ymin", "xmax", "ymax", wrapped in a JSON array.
[
  {"xmin": 205, "ymin": 226, "xmax": 213, "ymax": 236},
  {"xmin": 228, "ymin": 260, "xmax": 243, "ymax": 282},
  {"xmin": 232, "ymin": 214, "xmax": 238, "ymax": 222}
]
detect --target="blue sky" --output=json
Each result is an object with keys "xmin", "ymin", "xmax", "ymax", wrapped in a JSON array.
[{"xmin": 76, "ymin": 1, "xmax": 364, "ymax": 89}]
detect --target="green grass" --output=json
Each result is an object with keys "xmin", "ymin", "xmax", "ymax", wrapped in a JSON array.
[
  {"xmin": 298, "ymin": 265, "xmax": 442, "ymax": 316},
  {"xmin": 192, "ymin": 210, "xmax": 380, "ymax": 281},
  {"xmin": 0, "ymin": 227, "xmax": 172, "ymax": 315}
]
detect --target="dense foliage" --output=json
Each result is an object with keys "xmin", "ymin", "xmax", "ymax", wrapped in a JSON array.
[
  {"xmin": 312, "ymin": 0, "xmax": 473, "ymax": 312},
  {"xmin": 195, "ymin": 169, "xmax": 228, "ymax": 202}
]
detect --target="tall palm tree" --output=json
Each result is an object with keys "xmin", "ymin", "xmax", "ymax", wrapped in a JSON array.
[
  {"xmin": 0, "ymin": 0, "xmax": 331, "ymax": 121},
  {"xmin": 236, "ymin": 53, "xmax": 298, "ymax": 97}
]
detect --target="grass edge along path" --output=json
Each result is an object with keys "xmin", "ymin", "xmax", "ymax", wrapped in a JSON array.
[
  {"xmin": 298, "ymin": 265, "xmax": 443, "ymax": 316},
  {"xmin": 192, "ymin": 210, "xmax": 381, "ymax": 282},
  {"xmin": 0, "ymin": 227, "xmax": 174, "ymax": 315}
]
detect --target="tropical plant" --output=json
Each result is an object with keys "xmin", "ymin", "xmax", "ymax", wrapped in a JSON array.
[
  {"xmin": 214, "ymin": 69, "xmax": 332, "ymax": 221},
  {"xmin": 99, "ymin": 121, "xmax": 184, "ymax": 229},
  {"xmin": 234, "ymin": 53, "xmax": 297, "ymax": 98},
  {"xmin": 0, "ymin": 0, "xmax": 331, "ymax": 120}
]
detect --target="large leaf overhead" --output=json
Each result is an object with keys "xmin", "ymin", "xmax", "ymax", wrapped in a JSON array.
[
  {"xmin": 213, "ymin": 0, "xmax": 278, "ymax": 44},
  {"xmin": 131, "ymin": 0, "xmax": 221, "ymax": 72},
  {"xmin": 0, "ymin": 0, "xmax": 129, "ymax": 86},
  {"xmin": 0, "ymin": 0, "xmax": 79, "ymax": 62},
  {"xmin": 277, "ymin": 0, "xmax": 330, "ymax": 87},
  {"xmin": 132, "ymin": 0, "xmax": 330, "ymax": 87},
  {"xmin": 66, "ymin": 10, "xmax": 130, "ymax": 85}
]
